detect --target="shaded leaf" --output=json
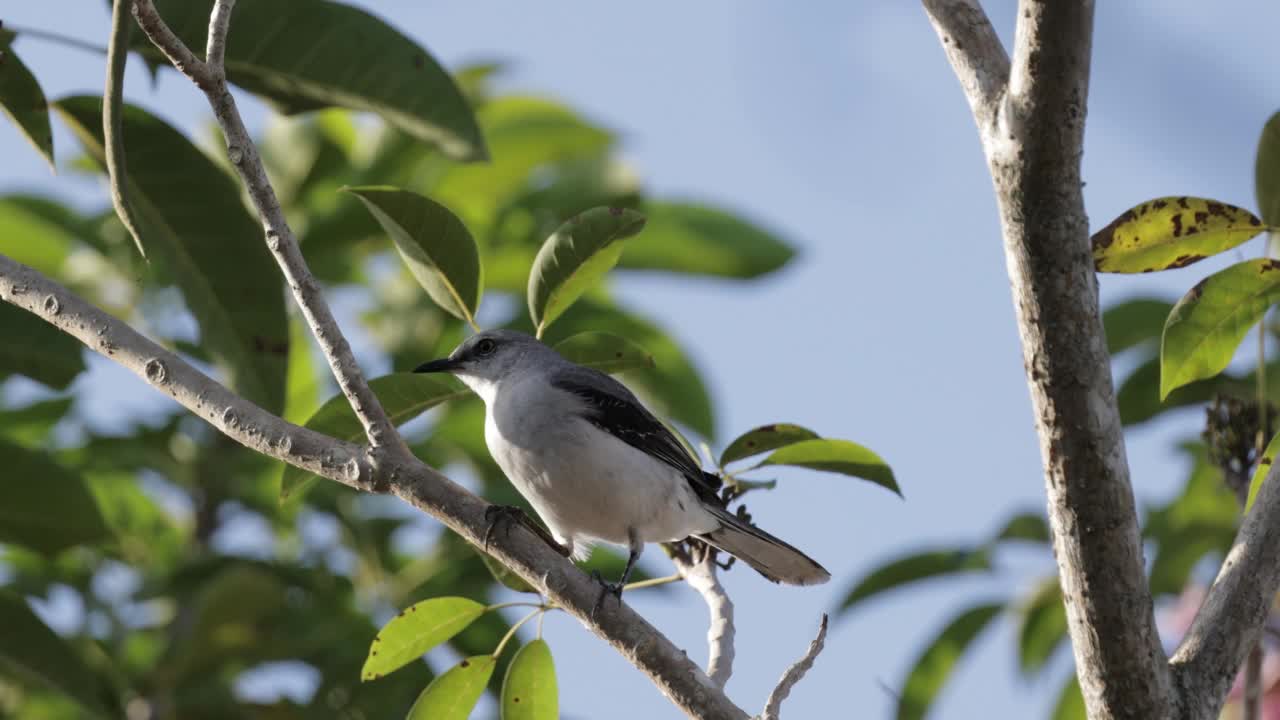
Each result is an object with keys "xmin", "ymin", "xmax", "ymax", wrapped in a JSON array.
[
  {"xmin": 0, "ymin": 591, "xmax": 115, "ymax": 717},
  {"xmin": 551, "ymin": 331, "xmax": 654, "ymax": 374},
  {"xmin": 838, "ymin": 548, "xmax": 989, "ymax": 614},
  {"xmin": 1144, "ymin": 443, "xmax": 1238, "ymax": 596},
  {"xmin": 757, "ymin": 439, "xmax": 899, "ymax": 496},
  {"xmin": 720, "ymin": 423, "xmax": 820, "ymax": 467},
  {"xmin": 1017, "ymin": 578, "xmax": 1068, "ymax": 676},
  {"xmin": 0, "ymin": 440, "xmax": 109, "ymax": 555},
  {"xmin": 0, "ymin": 397, "xmax": 72, "ymax": 445},
  {"xmin": 344, "ymin": 187, "xmax": 483, "ymax": 324},
  {"xmin": 1115, "ymin": 352, "xmax": 1248, "ymax": 427},
  {"xmin": 54, "ymin": 96, "xmax": 287, "ymax": 412},
  {"xmin": 405, "ymin": 655, "xmax": 495, "ymax": 720},
  {"xmin": 501, "ymin": 639, "xmax": 557, "ymax": 720},
  {"xmin": 1246, "ymin": 428, "xmax": 1280, "ymax": 511},
  {"xmin": 283, "ymin": 314, "xmax": 322, "ymax": 425},
  {"xmin": 0, "ymin": 304, "xmax": 85, "ymax": 390},
  {"xmin": 993, "ymin": 512, "xmax": 1050, "ymax": 545},
  {"xmin": 362, "ymin": 597, "xmax": 486, "ymax": 681},
  {"xmin": 281, "ymin": 373, "xmax": 468, "ymax": 499},
  {"xmin": 1103, "ymin": 297, "xmax": 1174, "ymax": 355},
  {"xmin": 1257, "ymin": 112, "xmax": 1280, "ymax": 226},
  {"xmin": 1092, "ymin": 197, "xmax": 1265, "ymax": 273},
  {"xmin": 168, "ymin": 564, "xmax": 288, "ymax": 680},
  {"xmin": 620, "ymin": 201, "xmax": 794, "ymax": 278},
  {"xmin": 1051, "ymin": 674, "xmax": 1086, "ymax": 720},
  {"xmin": 0, "ymin": 194, "xmax": 81, "ymax": 277},
  {"xmin": 897, "ymin": 603, "xmax": 1003, "ymax": 720},
  {"xmin": 0, "ymin": 33, "xmax": 54, "ymax": 170},
  {"xmin": 476, "ymin": 549, "xmax": 538, "ymax": 594},
  {"xmin": 1160, "ymin": 259, "xmax": 1280, "ymax": 398},
  {"xmin": 132, "ymin": 0, "xmax": 484, "ymax": 160},
  {"xmin": 527, "ymin": 207, "xmax": 646, "ymax": 336}
]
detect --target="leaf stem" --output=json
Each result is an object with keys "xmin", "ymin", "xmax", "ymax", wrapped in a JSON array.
[
  {"xmin": 492, "ymin": 608, "xmax": 543, "ymax": 659},
  {"xmin": 104, "ymin": 0, "xmax": 148, "ymax": 260},
  {"xmin": 6, "ymin": 25, "xmax": 108, "ymax": 55}
]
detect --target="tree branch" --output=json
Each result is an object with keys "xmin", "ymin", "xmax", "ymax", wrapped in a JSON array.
[
  {"xmin": 129, "ymin": 0, "xmax": 403, "ymax": 454},
  {"xmin": 673, "ymin": 546, "xmax": 735, "ymax": 687},
  {"xmin": 921, "ymin": 0, "xmax": 1009, "ymax": 137},
  {"xmin": 926, "ymin": 1, "xmax": 1173, "ymax": 718},
  {"xmin": 0, "ymin": 250, "xmax": 750, "ymax": 720},
  {"xmin": 1171, "ymin": 458, "xmax": 1280, "ymax": 718},
  {"xmin": 760, "ymin": 614, "xmax": 828, "ymax": 720}
]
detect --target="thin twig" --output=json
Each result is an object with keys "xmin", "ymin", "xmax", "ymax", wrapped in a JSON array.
[
  {"xmin": 760, "ymin": 614, "xmax": 828, "ymax": 720},
  {"xmin": 103, "ymin": 0, "xmax": 147, "ymax": 260},
  {"xmin": 673, "ymin": 547, "xmax": 736, "ymax": 687},
  {"xmin": 129, "ymin": 0, "xmax": 403, "ymax": 454},
  {"xmin": 204, "ymin": 0, "xmax": 235, "ymax": 72},
  {"xmin": 921, "ymin": 0, "xmax": 1009, "ymax": 137}
]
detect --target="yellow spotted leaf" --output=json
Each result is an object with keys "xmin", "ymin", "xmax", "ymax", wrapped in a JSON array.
[{"xmin": 1092, "ymin": 197, "xmax": 1267, "ymax": 273}]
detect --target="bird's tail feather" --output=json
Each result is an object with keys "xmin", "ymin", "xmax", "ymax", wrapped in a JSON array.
[{"xmin": 696, "ymin": 507, "xmax": 830, "ymax": 586}]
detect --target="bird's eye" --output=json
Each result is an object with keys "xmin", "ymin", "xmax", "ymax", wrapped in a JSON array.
[{"xmin": 475, "ymin": 338, "xmax": 497, "ymax": 356}]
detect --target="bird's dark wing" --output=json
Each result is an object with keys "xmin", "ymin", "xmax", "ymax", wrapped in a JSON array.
[{"xmin": 551, "ymin": 367, "xmax": 722, "ymax": 503}]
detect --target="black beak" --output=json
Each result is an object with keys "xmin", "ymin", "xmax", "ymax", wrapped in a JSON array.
[{"xmin": 413, "ymin": 357, "xmax": 459, "ymax": 374}]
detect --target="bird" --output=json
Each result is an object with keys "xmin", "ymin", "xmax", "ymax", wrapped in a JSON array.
[{"xmin": 413, "ymin": 329, "xmax": 830, "ymax": 602}]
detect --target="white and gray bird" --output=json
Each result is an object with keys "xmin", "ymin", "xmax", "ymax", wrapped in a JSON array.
[{"xmin": 414, "ymin": 329, "xmax": 830, "ymax": 596}]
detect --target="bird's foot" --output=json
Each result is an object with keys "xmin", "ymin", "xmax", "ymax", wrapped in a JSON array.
[
  {"xmin": 483, "ymin": 504, "xmax": 570, "ymax": 557},
  {"xmin": 590, "ymin": 569, "xmax": 625, "ymax": 619}
]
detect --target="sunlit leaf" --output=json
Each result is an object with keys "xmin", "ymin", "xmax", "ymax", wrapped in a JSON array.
[
  {"xmin": 0, "ymin": 33, "xmax": 54, "ymax": 170},
  {"xmin": 0, "ymin": 441, "xmax": 109, "ymax": 555},
  {"xmin": 1092, "ymin": 197, "xmax": 1265, "ymax": 273},
  {"xmin": 0, "ymin": 194, "xmax": 82, "ymax": 277},
  {"xmin": 281, "ymin": 373, "xmax": 468, "ymax": 500},
  {"xmin": 344, "ymin": 187, "xmax": 483, "ymax": 324},
  {"xmin": 131, "ymin": 0, "xmax": 484, "ymax": 160},
  {"xmin": 1051, "ymin": 674, "xmax": 1086, "ymax": 720},
  {"xmin": 837, "ymin": 548, "xmax": 989, "ymax": 614},
  {"xmin": 501, "ymin": 639, "xmax": 557, "ymax": 720},
  {"xmin": 283, "ymin": 314, "xmax": 322, "ymax": 425},
  {"xmin": 1115, "ymin": 353, "xmax": 1249, "ymax": 427},
  {"xmin": 1144, "ymin": 443, "xmax": 1238, "ymax": 596},
  {"xmin": 0, "ymin": 591, "xmax": 115, "ymax": 717},
  {"xmin": 1160, "ymin": 259, "xmax": 1280, "ymax": 398},
  {"xmin": 54, "ymin": 96, "xmax": 287, "ymax": 412},
  {"xmin": 363, "ymin": 597, "xmax": 486, "ymax": 681},
  {"xmin": 527, "ymin": 207, "xmax": 646, "ymax": 337},
  {"xmin": 897, "ymin": 603, "xmax": 1003, "ymax": 720},
  {"xmin": 552, "ymin": 332, "xmax": 654, "ymax": 374},
  {"xmin": 620, "ymin": 201, "xmax": 794, "ymax": 278},
  {"xmin": 1246, "ymin": 428, "xmax": 1280, "ymax": 511},
  {"xmin": 757, "ymin": 439, "xmax": 899, "ymax": 496},
  {"xmin": 720, "ymin": 423, "xmax": 820, "ymax": 466},
  {"xmin": 1017, "ymin": 578, "xmax": 1068, "ymax": 676},
  {"xmin": 1103, "ymin": 297, "xmax": 1174, "ymax": 355},
  {"xmin": 0, "ymin": 397, "xmax": 72, "ymax": 445},
  {"xmin": 405, "ymin": 655, "xmax": 496, "ymax": 720},
  {"xmin": 1257, "ymin": 112, "xmax": 1280, "ymax": 226}
]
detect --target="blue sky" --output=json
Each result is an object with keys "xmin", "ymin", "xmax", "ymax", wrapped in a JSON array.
[{"xmin": 4, "ymin": 1, "xmax": 1280, "ymax": 718}]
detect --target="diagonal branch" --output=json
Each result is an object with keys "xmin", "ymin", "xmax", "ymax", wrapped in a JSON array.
[
  {"xmin": 926, "ymin": 1, "xmax": 1173, "ymax": 718},
  {"xmin": 0, "ymin": 250, "xmax": 750, "ymax": 720},
  {"xmin": 1171, "ymin": 457, "xmax": 1280, "ymax": 718},
  {"xmin": 760, "ymin": 614, "xmax": 828, "ymax": 720},
  {"xmin": 129, "ymin": 0, "xmax": 403, "ymax": 454}
]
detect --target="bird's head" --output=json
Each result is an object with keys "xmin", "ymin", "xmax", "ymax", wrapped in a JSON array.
[{"xmin": 413, "ymin": 329, "xmax": 545, "ymax": 401}]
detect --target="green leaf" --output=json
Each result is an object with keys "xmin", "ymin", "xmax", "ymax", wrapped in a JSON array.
[
  {"xmin": 0, "ymin": 305, "xmax": 85, "ymax": 390},
  {"xmin": 837, "ymin": 548, "xmax": 990, "ymax": 614},
  {"xmin": 344, "ymin": 187, "xmax": 483, "ymax": 324},
  {"xmin": 551, "ymin": 332, "xmax": 654, "ymax": 374},
  {"xmin": 501, "ymin": 639, "xmax": 557, "ymax": 720},
  {"xmin": 1092, "ymin": 197, "xmax": 1266, "ymax": 273},
  {"xmin": 896, "ymin": 603, "xmax": 1003, "ymax": 720},
  {"xmin": 363, "ymin": 597, "xmax": 486, "ymax": 681},
  {"xmin": 1246, "ymin": 428, "xmax": 1280, "ymax": 511},
  {"xmin": 169, "ymin": 564, "xmax": 289, "ymax": 680},
  {"xmin": 131, "ymin": 0, "xmax": 484, "ymax": 160},
  {"xmin": 1017, "ymin": 578, "xmax": 1067, "ymax": 676},
  {"xmin": 0, "ymin": 591, "xmax": 115, "ymax": 718},
  {"xmin": 1160, "ymin": 258, "xmax": 1280, "ymax": 398},
  {"xmin": 1103, "ymin": 297, "xmax": 1174, "ymax": 355},
  {"xmin": 1144, "ymin": 443, "xmax": 1238, "ymax": 596},
  {"xmin": 527, "ymin": 207, "xmax": 647, "ymax": 336},
  {"xmin": 993, "ymin": 512, "xmax": 1050, "ymax": 544},
  {"xmin": 281, "ymin": 373, "xmax": 468, "ymax": 500},
  {"xmin": 283, "ymin": 314, "xmax": 322, "ymax": 425},
  {"xmin": 1257, "ymin": 111, "xmax": 1280, "ymax": 226},
  {"xmin": 476, "ymin": 549, "xmax": 538, "ymax": 594},
  {"xmin": 620, "ymin": 201, "xmax": 794, "ymax": 278},
  {"xmin": 720, "ymin": 423, "xmax": 820, "ymax": 466},
  {"xmin": 757, "ymin": 438, "xmax": 899, "ymax": 496},
  {"xmin": 405, "ymin": 655, "xmax": 496, "ymax": 720},
  {"xmin": 0, "ymin": 397, "xmax": 73, "ymax": 445},
  {"xmin": 0, "ymin": 440, "xmax": 109, "ymax": 555},
  {"xmin": 0, "ymin": 33, "xmax": 54, "ymax": 170},
  {"xmin": 1051, "ymin": 674, "xmax": 1086, "ymax": 720},
  {"xmin": 54, "ymin": 96, "xmax": 287, "ymax": 412},
  {"xmin": 1115, "ymin": 353, "xmax": 1248, "ymax": 427},
  {"xmin": 0, "ymin": 194, "xmax": 81, "ymax": 277}
]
